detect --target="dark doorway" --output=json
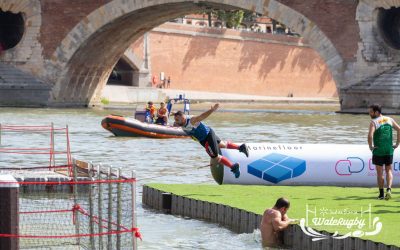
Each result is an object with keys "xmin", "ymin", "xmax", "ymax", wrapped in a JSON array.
[
  {"xmin": 107, "ymin": 57, "xmax": 139, "ymax": 86},
  {"xmin": 378, "ymin": 7, "xmax": 400, "ymax": 50},
  {"xmin": 0, "ymin": 11, "xmax": 24, "ymax": 50}
]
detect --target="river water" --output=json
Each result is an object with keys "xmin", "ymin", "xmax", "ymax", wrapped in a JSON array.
[{"xmin": 0, "ymin": 106, "xmax": 392, "ymax": 249}]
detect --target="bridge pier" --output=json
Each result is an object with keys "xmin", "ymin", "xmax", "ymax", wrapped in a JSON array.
[{"xmin": 340, "ymin": 67, "xmax": 400, "ymax": 114}]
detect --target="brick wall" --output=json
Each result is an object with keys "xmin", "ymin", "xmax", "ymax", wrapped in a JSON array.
[
  {"xmin": 131, "ymin": 24, "xmax": 337, "ymax": 98},
  {"xmin": 277, "ymin": 0, "xmax": 359, "ymax": 61},
  {"xmin": 40, "ymin": 0, "xmax": 112, "ymax": 58}
]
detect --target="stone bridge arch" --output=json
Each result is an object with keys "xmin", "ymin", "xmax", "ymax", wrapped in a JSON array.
[
  {"xmin": 49, "ymin": 0, "xmax": 343, "ymax": 107},
  {"xmin": 0, "ymin": 0, "xmax": 44, "ymax": 74},
  {"xmin": 338, "ymin": 0, "xmax": 400, "ymax": 111}
]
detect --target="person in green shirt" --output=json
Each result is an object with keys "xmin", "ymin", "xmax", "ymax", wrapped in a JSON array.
[{"xmin": 368, "ymin": 104, "xmax": 400, "ymax": 200}]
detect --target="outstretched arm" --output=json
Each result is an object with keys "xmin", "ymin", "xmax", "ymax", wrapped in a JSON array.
[
  {"xmin": 368, "ymin": 121, "xmax": 375, "ymax": 151},
  {"xmin": 190, "ymin": 104, "xmax": 219, "ymax": 125}
]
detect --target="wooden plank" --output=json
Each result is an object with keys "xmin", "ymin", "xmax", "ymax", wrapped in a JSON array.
[
  {"xmin": 142, "ymin": 185, "xmax": 148, "ymax": 205},
  {"xmin": 157, "ymin": 190, "xmax": 164, "ymax": 210},
  {"xmin": 224, "ymin": 206, "xmax": 233, "ymax": 230},
  {"xmin": 292, "ymin": 225, "xmax": 303, "ymax": 250},
  {"xmin": 74, "ymin": 159, "xmax": 89, "ymax": 170},
  {"xmin": 377, "ymin": 242, "xmax": 388, "ymax": 250},
  {"xmin": 301, "ymin": 229, "xmax": 312, "ymax": 250},
  {"xmin": 342, "ymin": 237, "xmax": 353, "ymax": 250},
  {"xmin": 247, "ymin": 212, "xmax": 257, "ymax": 233},
  {"xmin": 147, "ymin": 187, "xmax": 154, "ymax": 207},
  {"xmin": 309, "ymin": 237, "xmax": 321, "ymax": 250},
  {"xmin": 217, "ymin": 204, "xmax": 225, "ymax": 225},
  {"xmin": 152, "ymin": 189, "xmax": 160, "ymax": 210},
  {"xmin": 195, "ymin": 200, "xmax": 204, "ymax": 219},
  {"xmin": 190, "ymin": 199, "xmax": 197, "ymax": 218},
  {"xmin": 171, "ymin": 194, "xmax": 178, "ymax": 215},
  {"xmin": 203, "ymin": 201, "xmax": 211, "ymax": 220},
  {"xmin": 255, "ymin": 214, "xmax": 262, "ymax": 229},
  {"xmin": 355, "ymin": 238, "xmax": 366, "ymax": 250},
  {"xmin": 366, "ymin": 241, "xmax": 378, "ymax": 250},
  {"xmin": 332, "ymin": 238, "xmax": 344, "ymax": 250},
  {"xmin": 232, "ymin": 208, "xmax": 241, "ymax": 233},
  {"xmin": 184, "ymin": 197, "xmax": 191, "ymax": 217},
  {"xmin": 239, "ymin": 210, "xmax": 249, "ymax": 233},
  {"xmin": 210, "ymin": 203, "xmax": 218, "ymax": 223},
  {"xmin": 176, "ymin": 196, "xmax": 184, "ymax": 216},
  {"xmin": 283, "ymin": 224, "xmax": 294, "ymax": 247}
]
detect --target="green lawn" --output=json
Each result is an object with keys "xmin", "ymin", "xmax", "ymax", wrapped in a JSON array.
[{"xmin": 147, "ymin": 184, "xmax": 400, "ymax": 247}]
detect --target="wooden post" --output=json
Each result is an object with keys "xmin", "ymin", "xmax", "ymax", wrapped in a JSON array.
[
  {"xmin": 0, "ymin": 175, "xmax": 19, "ymax": 250},
  {"xmin": 88, "ymin": 163, "xmax": 95, "ymax": 249},
  {"xmin": 131, "ymin": 171, "xmax": 137, "ymax": 250},
  {"xmin": 116, "ymin": 168, "xmax": 122, "ymax": 250},
  {"xmin": 97, "ymin": 165, "xmax": 103, "ymax": 249},
  {"xmin": 73, "ymin": 162, "xmax": 80, "ymax": 246}
]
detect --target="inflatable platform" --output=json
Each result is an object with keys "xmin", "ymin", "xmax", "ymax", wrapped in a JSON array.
[{"xmin": 210, "ymin": 143, "xmax": 400, "ymax": 187}]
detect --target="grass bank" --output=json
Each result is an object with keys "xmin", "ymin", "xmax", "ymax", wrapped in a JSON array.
[{"xmin": 147, "ymin": 184, "xmax": 400, "ymax": 247}]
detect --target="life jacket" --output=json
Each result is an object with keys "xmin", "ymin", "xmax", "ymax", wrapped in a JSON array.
[
  {"xmin": 158, "ymin": 107, "xmax": 167, "ymax": 117},
  {"xmin": 146, "ymin": 105, "xmax": 156, "ymax": 116}
]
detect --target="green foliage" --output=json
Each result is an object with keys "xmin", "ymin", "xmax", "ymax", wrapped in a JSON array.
[
  {"xmin": 196, "ymin": 9, "xmax": 257, "ymax": 28},
  {"xmin": 148, "ymin": 183, "xmax": 400, "ymax": 246},
  {"xmin": 214, "ymin": 10, "xmax": 245, "ymax": 28}
]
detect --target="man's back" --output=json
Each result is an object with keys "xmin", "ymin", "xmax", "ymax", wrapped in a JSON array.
[
  {"xmin": 372, "ymin": 115, "xmax": 394, "ymax": 156},
  {"xmin": 260, "ymin": 208, "xmax": 282, "ymax": 247}
]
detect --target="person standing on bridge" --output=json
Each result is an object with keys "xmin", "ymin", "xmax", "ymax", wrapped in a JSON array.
[
  {"xmin": 368, "ymin": 104, "xmax": 400, "ymax": 200},
  {"xmin": 173, "ymin": 103, "xmax": 249, "ymax": 178}
]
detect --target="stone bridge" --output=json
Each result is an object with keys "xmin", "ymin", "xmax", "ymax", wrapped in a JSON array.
[{"xmin": 1, "ymin": 0, "xmax": 400, "ymax": 111}]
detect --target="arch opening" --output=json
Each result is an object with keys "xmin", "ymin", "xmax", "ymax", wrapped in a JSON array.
[
  {"xmin": 51, "ymin": 0, "xmax": 341, "ymax": 107},
  {"xmin": 377, "ymin": 7, "xmax": 400, "ymax": 50},
  {"xmin": 107, "ymin": 57, "xmax": 139, "ymax": 87},
  {"xmin": 0, "ymin": 10, "xmax": 24, "ymax": 51}
]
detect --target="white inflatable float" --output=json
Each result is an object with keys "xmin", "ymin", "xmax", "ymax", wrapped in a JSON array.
[{"xmin": 210, "ymin": 143, "xmax": 400, "ymax": 187}]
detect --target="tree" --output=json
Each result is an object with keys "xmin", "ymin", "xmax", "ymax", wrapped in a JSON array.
[
  {"xmin": 214, "ymin": 10, "xmax": 245, "ymax": 29},
  {"xmin": 197, "ymin": 9, "xmax": 256, "ymax": 29}
]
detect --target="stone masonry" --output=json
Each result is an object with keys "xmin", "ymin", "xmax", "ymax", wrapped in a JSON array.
[{"xmin": 0, "ymin": 0, "xmax": 400, "ymax": 110}]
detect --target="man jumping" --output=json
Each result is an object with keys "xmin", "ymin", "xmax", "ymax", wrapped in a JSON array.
[{"xmin": 174, "ymin": 103, "xmax": 248, "ymax": 178}]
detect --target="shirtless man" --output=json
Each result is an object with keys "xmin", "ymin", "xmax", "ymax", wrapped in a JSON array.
[{"xmin": 260, "ymin": 197, "xmax": 293, "ymax": 248}]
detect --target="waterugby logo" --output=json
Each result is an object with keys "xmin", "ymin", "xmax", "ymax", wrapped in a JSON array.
[
  {"xmin": 300, "ymin": 204, "xmax": 382, "ymax": 241},
  {"xmin": 247, "ymin": 153, "xmax": 306, "ymax": 183}
]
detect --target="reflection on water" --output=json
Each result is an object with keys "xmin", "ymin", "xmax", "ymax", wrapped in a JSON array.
[{"xmin": 0, "ymin": 107, "xmax": 394, "ymax": 249}]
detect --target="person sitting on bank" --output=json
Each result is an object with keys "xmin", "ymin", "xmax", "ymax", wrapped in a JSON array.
[
  {"xmin": 145, "ymin": 101, "xmax": 157, "ymax": 123},
  {"xmin": 260, "ymin": 197, "xmax": 295, "ymax": 248},
  {"xmin": 155, "ymin": 101, "xmax": 168, "ymax": 125}
]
